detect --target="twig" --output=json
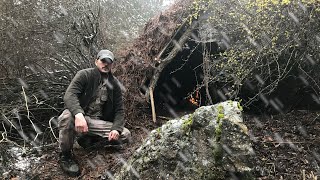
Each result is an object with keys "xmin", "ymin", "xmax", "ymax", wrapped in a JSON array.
[
  {"xmin": 0, "ymin": 122, "xmax": 8, "ymax": 143},
  {"xmin": 22, "ymin": 86, "xmax": 41, "ymax": 141},
  {"xmin": 203, "ymin": 47, "xmax": 213, "ymax": 105},
  {"xmin": 307, "ymin": 113, "xmax": 320, "ymax": 125},
  {"xmin": 32, "ymin": 142, "xmax": 58, "ymax": 149},
  {"xmin": 157, "ymin": 116, "xmax": 171, "ymax": 120},
  {"xmin": 266, "ymin": 162, "xmax": 276, "ymax": 177},
  {"xmin": 299, "ymin": 64, "xmax": 320, "ymax": 97},
  {"xmin": 1, "ymin": 113, "xmax": 17, "ymax": 129},
  {"xmin": 261, "ymin": 141, "xmax": 314, "ymax": 144},
  {"xmin": 49, "ymin": 117, "xmax": 59, "ymax": 141},
  {"xmin": 33, "ymin": 95, "xmax": 59, "ymax": 112},
  {"xmin": 22, "ymin": 86, "xmax": 30, "ymax": 119},
  {"xmin": 149, "ymin": 87, "xmax": 157, "ymax": 123}
]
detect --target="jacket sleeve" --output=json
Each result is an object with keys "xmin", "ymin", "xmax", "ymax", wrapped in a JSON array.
[
  {"xmin": 111, "ymin": 79, "xmax": 125, "ymax": 133},
  {"xmin": 63, "ymin": 70, "xmax": 87, "ymax": 117}
]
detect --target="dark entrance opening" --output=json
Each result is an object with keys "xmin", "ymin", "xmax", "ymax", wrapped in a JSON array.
[{"xmin": 153, "ymin": 40, "xmax": 219, "ymax": 116}]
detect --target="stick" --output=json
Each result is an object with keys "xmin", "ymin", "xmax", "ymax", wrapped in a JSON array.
[
  {"xmin": 149, "ymin": 87, "xmax": 156, "ymax": 123},
  {"xmin": 49, "ymin": 117, "xmax": 59, "ymax": 141},
  {"xmin": 22, "ymin": 86, "xmax": 30, "ymax": 119}
]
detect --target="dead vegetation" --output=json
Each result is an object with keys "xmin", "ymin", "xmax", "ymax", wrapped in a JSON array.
[{"xmin": 1, "ymin": 0, "xmax": 320, "ymax": 179}]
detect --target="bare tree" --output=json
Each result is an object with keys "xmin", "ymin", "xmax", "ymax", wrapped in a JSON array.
[{"xmin": 0, "ymin": 0, "xmax": 163, "ymax": 146}]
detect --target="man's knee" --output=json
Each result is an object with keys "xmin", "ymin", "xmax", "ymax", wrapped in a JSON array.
[{"xmin": 58, "ymin": 109, "xmax": 74, "ymax": 130}]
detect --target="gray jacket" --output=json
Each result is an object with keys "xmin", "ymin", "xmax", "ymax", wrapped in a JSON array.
[{"xmin": 63, "ymin": 67, "xmax": 125, "ymax": 133}]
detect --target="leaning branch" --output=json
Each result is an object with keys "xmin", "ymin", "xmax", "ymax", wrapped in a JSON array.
[{"xmin": 145, "ymin": 18, "xmax": 201, "ymax": 101}]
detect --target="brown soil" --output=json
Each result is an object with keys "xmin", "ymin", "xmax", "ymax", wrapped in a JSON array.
[
  {"xmin": 243, "ymin": 111, "xmax": 320, "ymax": 179},
  {"xmin": 26, "ymin": 110, "xmax": 320, "ymax": 179},
  {"xmin": 28, "ymin": 119, "xmax": 161, "ymax": 180}
]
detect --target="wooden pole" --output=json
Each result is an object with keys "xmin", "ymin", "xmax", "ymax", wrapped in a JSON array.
[{"xmin": 149, "ymin": 87, "xmax": 156, "ymax": 123}]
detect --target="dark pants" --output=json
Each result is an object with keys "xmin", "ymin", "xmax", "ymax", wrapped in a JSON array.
[{"xmin": 58, "ymin": 109, "xmax": 131, "ymax": 152}]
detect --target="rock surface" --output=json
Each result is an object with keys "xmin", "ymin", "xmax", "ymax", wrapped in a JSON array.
[{"xmin": 115, "ymin": 101, "xmax": 255, "ymax": 179}]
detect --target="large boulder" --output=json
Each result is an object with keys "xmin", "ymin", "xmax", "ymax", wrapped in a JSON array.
[{"xmin": 115, "ymin": 101, "xmax": 255, "ymax": 179}]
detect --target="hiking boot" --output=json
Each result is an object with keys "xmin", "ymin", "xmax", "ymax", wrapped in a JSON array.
[
  {"xmin": 77, "ymin": 134, "xmax": 102, "ymax": 150},
  {"xmin": 102, "ymin": 139, "xmax": 126, "ymax": 150},
  {"xmin": 109, "ymin": 139, "xmax": 122, "ymax": 145},
  {"xmin": 59, "ymin": 152, "xmax": 80, "ymax": 177}
]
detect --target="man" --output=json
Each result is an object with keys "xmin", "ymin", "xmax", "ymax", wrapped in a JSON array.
[{"xmin": 58, "ymin": 49, "xmax": 131, "ymax": 176}]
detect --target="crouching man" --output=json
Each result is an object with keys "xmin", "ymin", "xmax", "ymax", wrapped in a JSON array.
[{"xmin": 58, "ymin": 49, "xmax": 131, "ymax": 176}]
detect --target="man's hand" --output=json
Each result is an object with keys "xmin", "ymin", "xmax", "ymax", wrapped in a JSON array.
[
  {"xmin": 108, "ymin": 130, "xmax": 120, "ymax": 141},
  {"xmin": 74, "ymin": 113, "xmax": 88, "ymax": 133}
]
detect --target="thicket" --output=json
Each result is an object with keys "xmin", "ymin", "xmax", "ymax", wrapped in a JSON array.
[
  {"xmin": 117, "ymin": 0, "xmax": 320, "ymax": 119},
  {"xmin": 0, "ymin": 0, "xmax": 163, "ymax": 145},
  {"xmin": 1, "ymin": 0, "xmax": 320, "ymax": 147},
  {"xmin": 193, "ymin": 0, "xmax": 320, "ymax": 110}
]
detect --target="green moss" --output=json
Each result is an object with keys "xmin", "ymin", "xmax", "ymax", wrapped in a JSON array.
[
  {"xmin": 143, "ymin": 156, "xmax": 151, "ymax": 163},
  {"xmin": 154, "ymin": 127, "xmax": 162, "ymax": 139},
  {"xmin": 156, "ymin": 127, "xmax": 161, "ymax": 133},
  {"xmin": 216, "ymin": 105, "xmax": 225, "ymax": 123},
  {"xmin": 215, "ymin": 124, "xmax": 222, "ymax": 141},
  {"xmin": 237, "ymin": 101, "xmax": 243, "ymax": 111},
  {"xmin": 182, "ymin": 115, "xmax": 193, "ymax": 134},
  {"xmin": 217, "ymin": 114, "xmax": 224, "ymax": 122},
  {"xmin": 215, "ymin": 106, "xmax": 225, "ymax": 140}
]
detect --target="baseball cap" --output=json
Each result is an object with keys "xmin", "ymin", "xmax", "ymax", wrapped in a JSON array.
[{"xmin": 97, "ymin": 49, "xmax": 114, "ymax": 62}]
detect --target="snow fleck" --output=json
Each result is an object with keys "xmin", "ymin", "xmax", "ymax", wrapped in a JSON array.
[
  {"xmin": 311, "ymin": 94, "xmax": 320, "ymax": 104},
  {"xmin": 297, "ymin": 125, "xmax": 308, "ymax": 137},
  {"xmin": 216, "ymin": 89, "xmax": 227, "ymax": 101},
  {"xmin": 13, "ymin": 0, "xmax": 22, "ymax": 5},
  {"xmin": 17, "ymin": 78, "xmax": 29, "ymax": 89},
  {"xmin": 59, "ymin": 5, "xmax": 68, "ymax": 16},
  {"xmin": 288, "ymin": 12, "xmax": 299, "ymax": 24},
  {"xmin": 202, "ymin": 159, "xmax": 209, "ymax": 166},
  {"xmin": 173, "ymin": 40, "xmax": 182, "ymax": 51},
  {"xmin": 298, "ymin": 75, "xmax": 309, "ymax": 86},
  {"xmin": 53, "ymin": 31, "xmax": 65, "ymax": 44},
  {"xmin": 255, "ymin": 74, "xmax": 265, "ymax": 85},
  {"xmin": 171, "ymin": 77, "xmax": 181, "ymax": 88}
]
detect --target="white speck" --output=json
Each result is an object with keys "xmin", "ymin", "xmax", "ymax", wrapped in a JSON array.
[
  {"xmin": 202, "ymin": 159, "xmax": 209, "ymax": 166},
  {"xmin": 288, "ymin": 12, "xmax": 299, "ymax": 24}
]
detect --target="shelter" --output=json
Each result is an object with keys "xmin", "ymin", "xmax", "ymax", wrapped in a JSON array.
[{"xmin": 116, "ymin": 0, "xmax": 320, "ymax": 121}]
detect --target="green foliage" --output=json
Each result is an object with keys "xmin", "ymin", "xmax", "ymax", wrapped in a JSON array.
[
  {"xmin": 191, "ymin": 0, "xmax": 320, "ymax": 107},
  {"xmin": 188, "ymin": 0, "xmax": 214, "ymax": 24}
]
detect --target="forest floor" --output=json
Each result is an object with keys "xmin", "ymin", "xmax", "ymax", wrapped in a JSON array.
[
  {"xmin": 6, "ymin": 110, "xmax": 320, "ymax": 180},
  {"xmin": 243, "ymin": 110, "xmax": 320, "ymax": 179}
]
